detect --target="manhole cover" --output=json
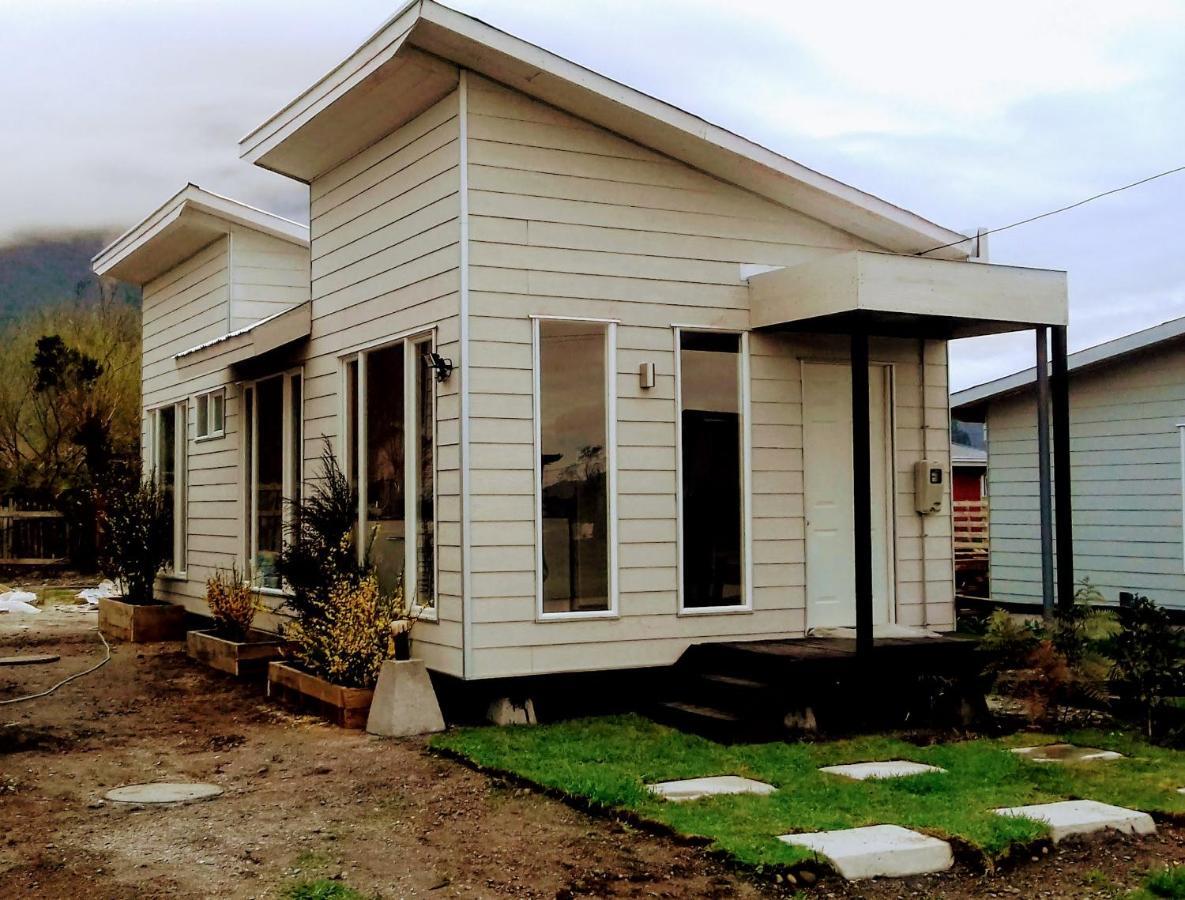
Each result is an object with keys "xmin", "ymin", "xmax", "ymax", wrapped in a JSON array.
[{"xmin": 104, "ymin": 782, "xmax": 224, "ymax": 804}]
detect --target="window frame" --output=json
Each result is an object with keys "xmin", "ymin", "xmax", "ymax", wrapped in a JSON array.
[
  {"xmin": 340, "ymin": 330, "xmax": 439, "ymax": 619},
  {"xmin": 241, "ymin": 368, "xmax": 303, "ymax": 594},
  {"xmin": 531, "ymin": 315, "xmax": 619, "ymax": 622},
  {"xmin": 673, "ymin": 326, "xmax": 753, "ymax": 616},
  {"xmin": 194, "ymin": 388, "xmax": 226, "ymax": 440},
  {"xmin": 150, "ymin": 400, "xmax": 189, "ymax": 578}
]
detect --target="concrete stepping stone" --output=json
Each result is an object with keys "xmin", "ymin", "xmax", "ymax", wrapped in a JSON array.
[
  {"xmin": 647, "ymin": 775, "xmax": 775, "ymax": 802},
  {"xmin": 819, "ymin": 760, "xmax": 946, "ymax": 780},
  {"xmin": 992, "ymin": 800, "xmax": 1155, "ymax": 843},
  {"xmin": 104, "ymin": 782, "xmax": 224, "ymax": 804},
  {"xmin": 1011, "ymin": 743, "xmax": 1123, "ymax": 763},
  {"xmin": 778, "ymin": 824, "xmax": 953, "ymax": 880}
]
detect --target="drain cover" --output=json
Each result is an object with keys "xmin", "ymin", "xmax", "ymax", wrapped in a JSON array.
[{"xmin": 104, "ymin": 782, "xmax": 224, "ymax": 804}]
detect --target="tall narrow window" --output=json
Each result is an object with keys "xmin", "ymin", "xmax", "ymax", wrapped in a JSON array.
[
  {"xmin": 536, "ymin": 319, "xmax": 612, "ymax": 615},
  {"xmin": 245, "ymin": 372, "xmax": 302, "ymax": 590},
  {"xmin": 679, "ymin": 331, "xmax": 744, "ymax": 609},
  {"xmin": 154, "ymin": 402, "xmax": 187, "ymax": 574},
  {"xmin": 343, "ymin": 334, "xmax": 437, "ymax": 611}
]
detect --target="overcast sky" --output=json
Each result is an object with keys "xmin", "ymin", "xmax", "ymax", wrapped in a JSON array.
[{"xmin": 2, "ymin": 0, "xmax": 1183, "ymax": 389}]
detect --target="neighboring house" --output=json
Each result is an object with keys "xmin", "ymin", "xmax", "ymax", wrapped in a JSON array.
[
  {"xmin": 952, "ymin": 317, "xmax": 1185, "ymax": 609},
  {"xmin": 952, "ymin": 443, "xmax": 988, "ymax": 502},
  {"xmin": 95, "ymin": 0, "xmax": 1067, "ymax": 681}
]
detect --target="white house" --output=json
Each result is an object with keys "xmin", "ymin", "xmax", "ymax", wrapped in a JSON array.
[{"xmin": 96, "ymin": 1, "xmax": 1068, "ymax": 681}]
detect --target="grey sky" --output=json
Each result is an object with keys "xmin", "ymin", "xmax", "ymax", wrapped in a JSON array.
[{"xmin": 2, "ymin": 0, "xmax": 1183, "ymax": 390}]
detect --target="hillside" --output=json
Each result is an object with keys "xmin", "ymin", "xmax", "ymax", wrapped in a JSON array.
[{"xmin": 0, "ymin": 232, "xmax": 139, "ymax": 322}]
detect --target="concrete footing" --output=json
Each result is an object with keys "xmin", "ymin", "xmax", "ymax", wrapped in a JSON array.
[{"xmin": 365, "ymin": 659, "xmax": 445, "ymax": 737}]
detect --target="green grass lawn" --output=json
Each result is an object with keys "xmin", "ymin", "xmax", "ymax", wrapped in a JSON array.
[{"xmin": 431, "ymin": 715, "xmax": 1185, "ymax": 869}]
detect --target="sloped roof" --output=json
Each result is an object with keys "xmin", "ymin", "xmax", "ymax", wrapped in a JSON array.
[
  {"xmin": 93, "ymin": 184, "xmax": 308, "ymax": 285},
  {"xmin": 951, "ymin": 315, "xmax": 1185, "ymax": 411},
  {"xmin": 240, "ymin": 0, "xmax": 972, "ymax": 259}
]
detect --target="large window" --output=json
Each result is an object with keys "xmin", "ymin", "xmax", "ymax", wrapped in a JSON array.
[
  {"xmin": 534, "ymin": 318, "xmax": 616, "ymax": 617},
  {"xmin": 343, "ymin": 334, "xmax": 436, "ymax": 612},
  {"xmin": 677, "ymin": 330, "xmax": 747, "ymax": 610},
  {"xmin": 153, "ymin": 401, "xmax": 188, "ymax": 574},
  {"xmin": 244, "ymin": 371, "xmax": 302, "ymax": 590}
]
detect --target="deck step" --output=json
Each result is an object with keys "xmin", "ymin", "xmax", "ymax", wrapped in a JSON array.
[
  {"xmin": 657, "ymin": 701, "xmax": 740, "ymax": 722},
  {"xmin": 699, "ymin": 672, "xmax": 767, "ymax": 691}
]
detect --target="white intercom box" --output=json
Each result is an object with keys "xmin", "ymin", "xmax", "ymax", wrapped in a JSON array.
[{"xmin": 914, "ymin": 460, "xmax": 945, "ymax": 514}]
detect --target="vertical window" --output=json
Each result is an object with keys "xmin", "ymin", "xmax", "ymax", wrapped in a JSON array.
[
  {"xmin": 343, "ymin": 334, "xmax": 437, "ymax": 612},
  {"xmin": 535, "ymin": 319, "xmax": 615, "ymax": 616},
  {"xmin": 195, "ymin": 389, "xmax": 225, "ymax": 439},
  {"xmin": 245, "ymin": 372, "xmax": 302, "ymax": 590},
  {"xmin": 153, "ymin": 402, "xmax": 187, "ymax": 574},
  {"xmin": 678, "ymin": 331, "xmax": 745, "ymax": 609}
]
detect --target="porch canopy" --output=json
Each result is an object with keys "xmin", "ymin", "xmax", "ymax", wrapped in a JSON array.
[{"xmin": 748, "ymin": 250, "xmax": 1070, "ymax": 656}]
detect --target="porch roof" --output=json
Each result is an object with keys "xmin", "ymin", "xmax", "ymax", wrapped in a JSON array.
[
  {"xmin": 173, "ymin": 301, "xmax": 311, "ymax": 377},
  {"xmin": 747, "ymin": 250, "xmax": 1067, "ymax": 339}
]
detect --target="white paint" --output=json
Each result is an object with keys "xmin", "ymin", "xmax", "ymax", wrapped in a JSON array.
[
  {"xmin": 647, "ymin": 775, "xmax": 776, "ymax": 802},
  {"xmin": 459, "ymin": 68, "xmax": 474, "ymax": 679},
  {"xmin": 818, "ymin": 760, "xmax": 946, "ymax": 780},
  {"xmin": 778, "ymin": 824, "xmax": 953, "ymax": 880},
  {"xmin": 992, "ymin": 800, "xmax": 1155, "ymax": 843},
  {"xmin": 802, "ymin": 361, "xmax": 894, "ymax": 629}
]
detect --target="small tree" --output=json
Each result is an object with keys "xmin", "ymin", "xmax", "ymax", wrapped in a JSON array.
[
  {"xmin": 97, "ymin": 474, "xmax": 171, "ymax": 604},
  {"xmin": 1108, "ymin": 593, "xmax": 1185, "ymax": 738}
]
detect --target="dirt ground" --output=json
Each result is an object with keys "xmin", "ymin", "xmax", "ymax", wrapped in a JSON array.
[{"xmin": 2, "ymin": 599, "xmax": 1185, "ymax": 900}]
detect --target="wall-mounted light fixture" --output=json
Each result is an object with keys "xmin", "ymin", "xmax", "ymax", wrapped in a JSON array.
[
  {"xmin": 638, "ymin": 362, "xmax": 655, "ymax": 390},
  {"xmin": 423, "ymin": 350, "xmax": 454, "ymax": 383}
]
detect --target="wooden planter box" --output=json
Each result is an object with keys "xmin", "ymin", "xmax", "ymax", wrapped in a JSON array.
[
  {"xmin": 186, "ymin": 629, "xmax": 286, "ymax": 677},
  {"xmin": 267, "ymin": 661, "xmax": 374, "ymax": 728},
  {"xmin": 98, "ymin": 596, "xmax": 187, "ymax": 643}
]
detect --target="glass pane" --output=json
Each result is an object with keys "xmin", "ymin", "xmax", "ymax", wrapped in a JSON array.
[
  {"xmin": 211, "ymin": 391, "xmax": 224, "ymax": 433},
  {"xmin": 255, "ymin": 377, "xmax": 284, "ymax": 588},
  {"xmin": 345, "ymin": 360, "xmax": 359, "ymax": 495},
  {"xmin": 196, "ymin": 395, "xmax": 208, "ymax": 437},
  {"xmin": 290, "ymin": 375, "xmax": 302, "ymax": 507},
  {"xmin": 680, "ymin": 331, "xmax": 743, "ymax": 608},
  {"xmin": 366, "ymin": 345, "xmax": 405, "ymax": 596},
  {"xmin": 415, "ymin": 340, "xmax": 435, "ymax": 608},
  {"xmin": 539, "ymin": 320, "xmax": 609, "ymax": 613},
  {"xmin": 157, "ymin": 406, "xmax": 176, "ymax": 572},
  {"xmin": 177, "ymin": 402, "xmax": 187, "ymax": 571}
]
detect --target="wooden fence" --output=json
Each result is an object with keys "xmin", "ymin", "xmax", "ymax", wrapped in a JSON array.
[
  {"xmin": 953, "ymin": 498, "xmax": 989, "ymax": 565},
  {"xmin": 0, "ymin": 504, "xmax": 69, "ymax": 565}
]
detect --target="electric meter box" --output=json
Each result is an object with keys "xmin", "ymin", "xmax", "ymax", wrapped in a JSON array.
[{"xmin": 913, "ymin": 460, "xmax": 945, "ymax": 514}]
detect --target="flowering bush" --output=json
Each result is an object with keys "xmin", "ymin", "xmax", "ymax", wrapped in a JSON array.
[
  {"xmin": 97, "ymin": 475, "xmax": 171, "ymax": 604},
  {"xmin": 283, "ymin": 573, "xmax": 402, "ymax": 689},
  {"xmin": 206, "ymin": 566, "xmax": 259, "ymax": 640}
]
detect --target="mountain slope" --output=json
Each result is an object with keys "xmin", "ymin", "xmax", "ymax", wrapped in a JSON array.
[{"xmin": 0, "ymin": 233, "xmax": 139, "ymax": 321}]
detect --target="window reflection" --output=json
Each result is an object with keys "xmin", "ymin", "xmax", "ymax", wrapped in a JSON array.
[{"xmin": 366, "ymin": 344, "xmax": 405, "ymax": 597}]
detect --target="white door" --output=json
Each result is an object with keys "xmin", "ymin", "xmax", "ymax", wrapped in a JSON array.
[{"xmin": 802, "ymin": 361, "xmax": 894, "ymax": 630}]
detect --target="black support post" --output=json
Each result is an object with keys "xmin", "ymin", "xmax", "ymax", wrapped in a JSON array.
[
  {"xmin": 1051, "ymin": 324, "xmax": 1075, "ymax": 609},
  {"xmin": 1035, "ymin": 327, "xmax": 1055, "ymax": 619},
  {"xmin": 851, "ymin": 331, "xmax": 874, "ymax": 658}
]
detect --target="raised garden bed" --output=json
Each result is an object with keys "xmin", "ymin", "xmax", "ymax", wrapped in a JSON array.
[
  {"xmin": 266, "ymin": 661, "xmax": 374, "ymax": 728},
  {"xmin": 98, "ymin": 596, "xmax": 187, "ymax": 643},
  {"xmin": 186, "ymin": 628, "xmax": 286, "ymax": 678}
]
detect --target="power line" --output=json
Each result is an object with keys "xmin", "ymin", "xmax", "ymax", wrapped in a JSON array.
[{"xmin": 915, "ymin": 162, "xmax": 1185, "ymax": 257}]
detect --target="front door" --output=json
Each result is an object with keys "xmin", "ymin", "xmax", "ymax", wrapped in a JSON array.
[{"xmin": 802, "ymin": 361, "xmax": 894, "ymax": 630}]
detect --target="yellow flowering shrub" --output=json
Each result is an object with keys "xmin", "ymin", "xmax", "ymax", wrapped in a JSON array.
[
  {"xmin": 283, "ymin": 573, "xmax": 402, "ymax": 689},
  {"xmin": 206, "ymin": 566, "xmax": 260, "ymax": 640}
]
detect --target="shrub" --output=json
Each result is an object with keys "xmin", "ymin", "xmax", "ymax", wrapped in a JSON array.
[
  {"xmin": 979, "ymin": 609, "xmax": 1041, "ymax": 672},
  {"xmin": 283, "ymin": 573, "xmax": 402, "ymax": 689},
  {"xmin": 97, "ymin": 474, "xmax": 171, "ymax": 604},
  {"xmin": 206, "ymin": 566, "xmax": 259, "ymax": 640},
  {"xmin": 1108, "ymin": 593, "xmax": 1185, "ymax": 738}
]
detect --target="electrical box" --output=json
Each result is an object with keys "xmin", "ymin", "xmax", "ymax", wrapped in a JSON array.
[{"xmin": 913, "ymin": 460, "xmax": 945, "ymax": 515}]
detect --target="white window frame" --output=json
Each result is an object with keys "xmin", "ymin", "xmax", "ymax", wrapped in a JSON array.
[
  {"xmin": 194, "ymin": 388, "xmax": 225, "ymax": 440},
  {"xmin": 150, "ymin": 400, "xmax": 188, "ymax": 578},
  {"xmin": 341, "ymin": 330, "xmax": 439, "ymax": 619},
  {"xmin": 531, "ymin": 315, "xmax": 619, "ymax": 622},
  {"xmin": 242, "ymin": 369, "xmax": 303, "ymax": 594},
  {"xmin": 673, "ymin": 326, "xmax": 753, "ymax": 615}
]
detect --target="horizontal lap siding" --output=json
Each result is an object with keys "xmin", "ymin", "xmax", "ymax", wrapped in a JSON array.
[
  {"xmin": 987, "ymin": 347, "xmax": 1185, "ymax": 608},
  {"xmin": 141, "ymin": 238, "xmax": 244, "ymax": 611},
  {"xmin": 304, "ymin": 88, "xmax": 464, "ymax": 676},
  {"xmin": 463, "ymin": 75, "xmax": 950, "ymax": 678},
  {"xmin": 228, "ymin": 228, "xmax": 310, "ymax": 331}
]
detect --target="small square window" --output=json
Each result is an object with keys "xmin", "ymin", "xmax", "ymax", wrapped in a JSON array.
[{"xmin": 196, "ymin": 389, "xmax": 225, "ymax": 439}]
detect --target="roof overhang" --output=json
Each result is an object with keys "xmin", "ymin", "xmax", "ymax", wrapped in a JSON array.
[
  {"xmin": 748, "ymin": 251, "xmax": 1068, "ymax": 339},
  {"xmin": 93, "ymin": 184, "xmax": 309, "ymax": 286},
  {"xmin": 173, "ymin": 302, "xmax": 311, "ymax": 377},
  {"xmin": 240, "ymin": 0, "xmax": 973, "ymax": 259}
]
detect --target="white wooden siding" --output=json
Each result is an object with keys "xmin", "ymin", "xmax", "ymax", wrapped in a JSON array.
[
  {"xmin": 462, "ymin": 75, "xmax": 953, "ymax": 678},
  {"xmin": 987, "ymin": 345, "xmax": 1185, "ymax": 608}
]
